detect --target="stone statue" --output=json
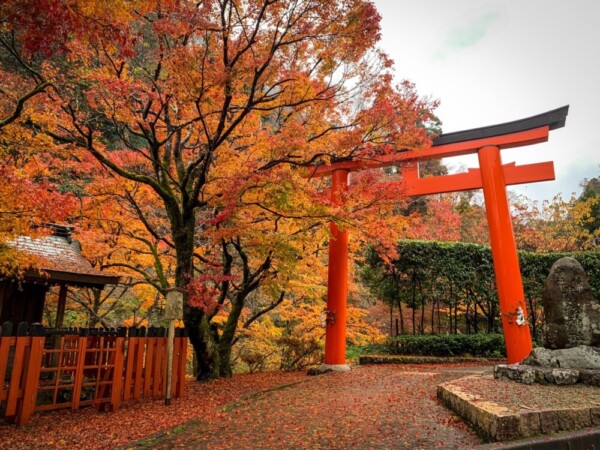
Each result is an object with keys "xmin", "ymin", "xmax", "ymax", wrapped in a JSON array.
[
  {"xmin": 542, "ymin": 257, "xmax": 600, "ymax": 349},
  {"xmin": 495, "ymin": 257, "xmax": 600, "ymax": 385}
]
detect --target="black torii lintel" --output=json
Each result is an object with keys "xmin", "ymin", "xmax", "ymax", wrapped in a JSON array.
[{"xmin": 433, "ymin": 105, "xmax": 569, "ymax": 146}]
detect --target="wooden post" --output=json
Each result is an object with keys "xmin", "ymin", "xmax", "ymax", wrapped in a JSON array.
[
  {"xmin": 55, "ymin": 284, "xmax": 68, "ymax": 328},
  {"xmin": 152, "ymin": 328, "xmax": 165, "ymax": 397},
  {"xmin": 478, "ymin": 145, "xmax": 533, "ymax": 363},
  {"xmin": 164, "ymin": 290, "xmax": 183, "ymax": 405},
  {"xmin": 325, "ymin": 169, "xmax": 350, "ymax": 367},
  {"xmin": 0, "ymin": 322, "xmax": 15, "ymax": 408},
  {"xmin": 171, "ymin": 330, "xmax": 181, "ymax": 399},
  {"xmin": 165, "ymin": 321, "xmax": 175, "ymax": 404}
]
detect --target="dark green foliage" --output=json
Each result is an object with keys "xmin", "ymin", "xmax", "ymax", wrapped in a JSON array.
[
  {"xmin": 520, "ymin": 250, "xmax": 600, "ymax": 299},
  {"xmin": 386, "ymin": 333, "xmax": 505, "ymax": 357},
  {"xmin": 578, "ymin": 176, "xmax": 600, "ymax": 235},
  {"xmin": 346, "ymin": 343, "xmax": 388, "ymax": 360},
  {"xmin": 360, "ymin": 240, "xmax": 600, "ymax": 337}
]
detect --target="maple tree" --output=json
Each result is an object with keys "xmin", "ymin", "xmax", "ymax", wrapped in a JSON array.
[
  {"xmin": 0, "ymin": 0, "xmax": 437, "ymax": 379},
  {"xmin": 511, "ymin": 191, "xmax": 599, "ymax": 253},
  {"xmin": 0, "ymin": 24, "xmax": 51, "ymax": 129},
  {"xmin": 0, "ymin": 2, "xmax": 81, "ymax": 273},
  {"xmin": 0, "ymin": 119, "xmax": 75, "ymax": 272}
]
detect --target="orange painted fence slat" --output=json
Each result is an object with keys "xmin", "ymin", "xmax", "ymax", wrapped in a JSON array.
[
  {"xmin": 122, "ymin": 333, "xmax": 137, "ymax": 402},
  {"xmin": 0, "ymin": 323, "xmax": 16, "ymax": 404},
  {"xmin": 0, "ymin": 322, "xmax": 189, "ymax": 426},
  {"xmin": 133, "ymin": 331, "xmax": 146, "ymax": 400},
  {"xmin": 143, "ymin": 330, "xmax": 156, "ymax": 397},
  {"xmin": 5, "ymin": 323, "xmax": 29, "ymax": 419},
  {"xmin": 16, "ymin": 324, "xmax": 45, "ymax": 425}
]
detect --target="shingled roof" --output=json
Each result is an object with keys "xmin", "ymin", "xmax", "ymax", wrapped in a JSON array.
[{"xmin": 9, "ymin": 225, "xmax": 120, "ymax": 287}]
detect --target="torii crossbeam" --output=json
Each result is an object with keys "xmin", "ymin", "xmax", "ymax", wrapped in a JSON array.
[{"xmin": 312, "ymin": 105, "xmax": 569, "ymax": 368}]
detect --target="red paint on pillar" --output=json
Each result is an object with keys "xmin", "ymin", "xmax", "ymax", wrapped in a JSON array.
[
  {"xmin": 325, "ymin": 169, "xmax": 349, "ymax": 365},
  {"xmin": 478, "ymin": 146, "xmax": 533, "ymax": 363}
]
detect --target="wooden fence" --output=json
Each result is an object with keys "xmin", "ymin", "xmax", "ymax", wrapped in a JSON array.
[{"xmin": 0, "ymin": 322, "xmax": 188, "ymax": 425}]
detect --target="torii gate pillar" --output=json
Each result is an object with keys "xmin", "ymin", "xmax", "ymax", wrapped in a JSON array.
[
  {"xmin": 324, "ymin": 169, "xmax": 350, "ymax": 367},
  {"xmin": 478, "ymin": 146, "xmax": 532, "ymax": 362}
]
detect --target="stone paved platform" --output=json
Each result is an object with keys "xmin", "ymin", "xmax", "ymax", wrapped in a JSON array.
[{"xmin": 438, "ymin": 373, "xmax": 600, "ymax": 442}]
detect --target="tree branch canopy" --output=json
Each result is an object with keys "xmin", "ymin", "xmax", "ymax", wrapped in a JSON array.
[{"xmin": 0, "ymin": 0, "xmax": 438, "ymax": 380}]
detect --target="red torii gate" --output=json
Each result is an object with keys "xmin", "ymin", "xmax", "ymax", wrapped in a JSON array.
[{"xmin": 311, "ymin": 106, "xmax": 569, "ymax": 368}]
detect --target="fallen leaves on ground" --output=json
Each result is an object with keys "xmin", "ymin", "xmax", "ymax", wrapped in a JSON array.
[
  {"xmin": 449, "ymin": 374, "xmax": 600, "ymax": 412},
  {"xmin": 0, "ymin": 371, "xmax": 305, "ymax": 449},
  {"xmin": 1, "ymin": 364, "xmax": 487, "ymax": 449}
]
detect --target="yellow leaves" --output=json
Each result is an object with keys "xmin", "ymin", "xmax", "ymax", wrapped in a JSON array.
[
  {"xmin": 0, "ymin": 245, "xmax": 40, "ymax": 278},
  {"xmin": 78, "ymin": 0, "xmax": 143, "ymax": 24},
  {"xmin": 131, "ymin": 284, "xmax": 158, "ymax": 312},
  {"xmin": 346, "ymin": 305, "xmax": 385, "ymax": 345},
  {"xmin": 512, "ymin": 193, "xmax": 598, "ymax": 252},
  {"xmin": 233, "ymin": 294, "xmax": 384, "ymax": 372},
  {"xmin": 211, "ymin": 310, "xmax": 229, "ymax": 329}
]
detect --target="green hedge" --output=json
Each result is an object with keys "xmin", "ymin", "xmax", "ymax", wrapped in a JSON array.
[
  {"xmin": 360, "ymin": 240, "xmax": 600, "ymax": 336},
  {"xmin": 364, "ymin": 240, "xmax": 600, "ymax": 301},
  {"xmin": 387, "ymin": 333, "xmax": 505, "ymax": 357},
  {"xmin": 520, "ymin": 250, "xmax": 600, "ymax": 300}
]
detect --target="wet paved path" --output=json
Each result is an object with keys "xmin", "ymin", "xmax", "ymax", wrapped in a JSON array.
[{"xmin": 139, "ymin": 364, "xmax": 490, "ymax": 449}]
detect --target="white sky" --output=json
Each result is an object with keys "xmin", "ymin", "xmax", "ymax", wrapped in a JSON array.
[{"xmin": 372, "ymin": 0, "xmax": 600, "ymax": 202}]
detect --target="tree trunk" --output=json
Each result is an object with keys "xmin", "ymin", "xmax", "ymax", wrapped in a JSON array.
[
  {"xmin": 217, "ymin": 294, "xmax": 246, "ymax": 378},
  {"xmin": 411, "ymin": 274, "xmax": 416, "ymax": 335},
  {"xmin": 396, "ymin": 298, "xmax": 404, "ymax": 334},
  {"xmin": 430, "ymin": 300, "xmax": 435, "ymax": 335},
  {"xmin": 89, "ymin": 289, "xmax": 102, "ymax": 328},
  {"xmin": 527, "ymin": 295, "xmax": 536, "ymax": 341},
  {"xmin": 173, "ymin": 211, "xmax": 222, "ymax": 381},
  {"xmin": 55, "ymin": 284, "xmax": 67, "ymax": 328},
  {"xmin": 437, "ymin": 298, "xmax": 441, "ymax": 334},
  {"xmin": 420, "ymin": 289, "xmax": 425, "ymax": 335},
  {"xmin": 454, "ymin": 303, "xmax": 458, "ymax": 334},
  {"xmin": 466, "ymin": 302, "xmax": 471, "ymax": 334},
  {"xmin": 184, "ymin": 305, "xmax": 221, "ymax": 380},
  {"xmin": 448, "ymin": 282, "xmax": 454, "ymax": 334},
  {"xmin": 389, "ymin": 302, "xmax": 393, "ymax": 336}
]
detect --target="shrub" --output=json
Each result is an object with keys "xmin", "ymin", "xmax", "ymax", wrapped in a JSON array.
[
  {"xmin": 346, "ymin": 343, "xmax": 388, "ymax": 360},
  {"xmin": 386, "ymin": 333, "xmax": 505, "ymax": 357}
]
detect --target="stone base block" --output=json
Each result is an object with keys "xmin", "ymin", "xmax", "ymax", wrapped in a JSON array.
[
  {"xmin": 437, "ymin": 375, "xmax": 600, "ymax": 442},
  {"xmin": 494, "ymin": 364, "xmax": 600, "ymax": 386},
  {"xmin": 307, "ymin": 364, "xmax": 351, "ymax": 376}
]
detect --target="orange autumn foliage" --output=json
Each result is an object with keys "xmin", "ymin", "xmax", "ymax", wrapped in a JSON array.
[{"xmin": 1, "ymin": 0, "xmax": 438, "ymax": 379}]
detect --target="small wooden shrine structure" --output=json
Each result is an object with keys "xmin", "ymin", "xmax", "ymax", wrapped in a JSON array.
[
  {"xmin": 0, "ymin": 224, "xmax": 120, "ymax": 326},
  {"xmin": 0, "ymin": 226, "xmax": 188, "ymax": 427}
]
